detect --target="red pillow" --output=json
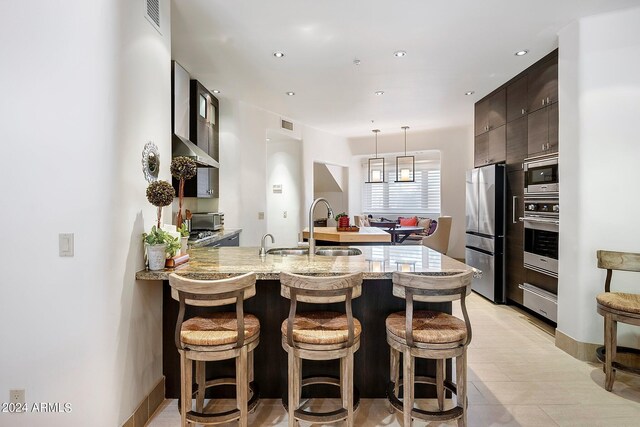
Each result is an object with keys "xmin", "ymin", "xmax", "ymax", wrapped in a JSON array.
[{"xmin": 399, "ymin": 216, "xmax": 418, "ymax": 226}]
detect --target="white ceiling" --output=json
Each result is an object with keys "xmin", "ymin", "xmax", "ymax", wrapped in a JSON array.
[{"xmin": 171, "ymin": 0, "xmax": 639, "ymax": 137}]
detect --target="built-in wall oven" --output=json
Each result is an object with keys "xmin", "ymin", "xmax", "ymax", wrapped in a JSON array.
[
  {"xmin": 520, "ymin": 198, "xmax": 559, "ymax": 277},
  {"xmin": 524, "ymin": 155, "xmax": 558, "ymax": 195}
]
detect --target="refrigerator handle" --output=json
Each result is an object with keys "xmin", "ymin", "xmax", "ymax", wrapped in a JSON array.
[{"xmin": 512, "ymin": 196, "xmax": 518, "ymax": 224}]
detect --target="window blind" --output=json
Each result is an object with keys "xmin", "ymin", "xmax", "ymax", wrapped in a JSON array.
[{"xmin": 362, "ymin": 160, "xmax": 441, "ymax": 216}]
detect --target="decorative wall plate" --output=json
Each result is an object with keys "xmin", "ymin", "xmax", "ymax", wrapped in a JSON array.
[{"xmin": 142, "ymin": 142, "xmax": 160, "ymax": 182}]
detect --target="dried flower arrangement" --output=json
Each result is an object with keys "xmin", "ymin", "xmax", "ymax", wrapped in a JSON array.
[
  {"xmin": 170, "ymin": 156, "xmax": 197, "ymax": 227},
  {"xmin": 146, "ymin": 180, "xmax": 175, "ymax": 228}
]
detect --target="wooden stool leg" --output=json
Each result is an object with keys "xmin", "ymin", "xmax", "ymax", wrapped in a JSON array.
[
  {"xmin": 248, "ymin": 349, "xmax": 255, "ymax": 383},
  {"xmin": 288, "ymin": 351, "xmax": 300, "ymax": 427},
  {"xmin": 180, "ymin": 351, "xmax": 192, "ymax": 427},
  {"xmin": 456, "ymin": 351, "xmax": 467, "ymax": 427},
  {"xmin": 236, "ymin": 346, "xmax": 248, "ymax": 427},
  {"xmin": 341, "ymin": 351, "xmax": 354, "ymax": 426},
  {"xmin": 436, "ymin": 359, "xmax": 445, "ymax": 411},
  {"xmin": 389, "ymin": 347, "xmax": 400, "ymax": 413},
  {"xmin": 605, "ymin": 314, "xmax": 617, "ymax": 392},
  {"xmin": 195, "ymin": 361, "xmax": 205, "ymax": 412},
  {"xmin": 403, "ymin": 349, "xmax": 414, "ymax": 427}
]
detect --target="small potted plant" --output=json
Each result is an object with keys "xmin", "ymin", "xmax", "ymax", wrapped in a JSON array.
[
  {"xmin": 335, "ymin": 212, "xmax": 349, "ymax": 228},
  {"xmin": 177, "ymin": 223, "xmax": 190, "ymax": 255},
  {"xmin": 170, "ymin": 156, "xmax": 197, "ymax": 227},
  {"xmin": 143, "ymin": 226, "xmax": 180, "ymax": 270}
]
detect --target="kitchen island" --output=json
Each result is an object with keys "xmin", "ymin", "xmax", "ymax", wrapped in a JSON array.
[
  {"xmin": 301, "ymin": 226, "xmax": 391, "ymax": 245},
  {"xmin": 136, "ymin": 246, "xmax": 477, "ymax": 399}
]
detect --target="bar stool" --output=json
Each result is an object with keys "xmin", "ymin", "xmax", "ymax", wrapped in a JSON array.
[
  {"xmin": 279, "ymin": 272, "xmax": 363, "ymax": 427},
  {"xmin": 168, "ymin": 272, "xmax": 260, "ymax": 427},
  {"xmin": 386, "ymin": 270, "xmax": 474, "ymax": 426}
]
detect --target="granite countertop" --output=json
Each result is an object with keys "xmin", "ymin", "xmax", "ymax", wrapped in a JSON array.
[
  {"xmin": 136, "ymin": 245, "xmax": 478, "ymax": 281},
  {"xmin": 188, "ymin": 228, "xmax": 242, "ymax": 248}
]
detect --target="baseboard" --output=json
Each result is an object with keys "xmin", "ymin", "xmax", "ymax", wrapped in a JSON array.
[
  {"xmin": 555, "ymin": 329, "xmax": 600, "ymax": 363},
  {"xmin": 122, "ymin": 376, "xmax": 165, "ymax": 427}
]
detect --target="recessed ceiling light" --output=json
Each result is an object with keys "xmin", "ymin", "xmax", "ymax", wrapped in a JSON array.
[
  {"xmin": 375, "ymin": 91, "xmax": 384, "ymax": 96},
  {"xmin": 394, "ymin": 50, "xmax": 407, "ymax": 57},
  {"xmin": 515, "ymin": 50, "xmax": 529, "ymax": 56},
  {"xmin": 212, "ymin": 89, "xmax": 220, "ymax": 94},
  {"xmin": 273, "ymin": 51, "xmax": 285, "ymax": 58},
  {"xmin": 465, "ymin": 91, "xmax": 475, "ymax": 96},
  {"xmin": 286, "ymin": 91, "xmax": 295, "ymax": 96}
]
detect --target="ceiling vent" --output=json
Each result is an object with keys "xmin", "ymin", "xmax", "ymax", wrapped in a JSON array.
[
  {"xmin": 145, "ymin": 0, "xmax": 161, "ymax": 34},
  {"xmin": 281, "ymin": 119, "xmax": 294, "ymax": 131}
]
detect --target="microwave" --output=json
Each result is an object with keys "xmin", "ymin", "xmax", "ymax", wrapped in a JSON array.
[
  {"xmin": 524, "ymin": 156, "xmax": 558, "ymax": 194},
  {"xmin": 191, "ymin": 212, "xmax": 223, "ymax": 231}
]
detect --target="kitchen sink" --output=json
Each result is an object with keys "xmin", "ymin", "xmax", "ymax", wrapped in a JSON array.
[
  {"xmin": 265, "ymin": 247, "xmax": 362, "ymax": 256},
  {"xmin": 314, "ymin": 247, "xmax": 362, "ymax": 256}
]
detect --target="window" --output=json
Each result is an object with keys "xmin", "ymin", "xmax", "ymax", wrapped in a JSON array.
[{"xmin": 362, "ymin": 159, "xmax": 440, "ymax": 216}]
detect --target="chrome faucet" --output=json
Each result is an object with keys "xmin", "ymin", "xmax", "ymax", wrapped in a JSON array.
[
  {"xmin": 308, "ymin": 198, "xmax": 334, "ymax": 255},
  {"xmin": 259, "ymin": 233, "xmax": 275, "ymax": 257}
]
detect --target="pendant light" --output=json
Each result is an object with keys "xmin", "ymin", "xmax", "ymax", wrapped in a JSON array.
[
  {"xmin": 366, "ymin": 129, "xmax": 385, "ymax": 183},
  {"xmin": 395, "ymin": 126, "xmax": 415, "ymax": 182}
]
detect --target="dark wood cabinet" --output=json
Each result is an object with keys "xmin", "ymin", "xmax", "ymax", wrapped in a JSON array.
[
  {"xmin": 181, "ymin": 81, "xmax": 219, "ymax": 198},
  {"xmin": 474, "ymin": 125, "xmax": 505, "ymax": 167},
  {"xmin": 506, "ymin": 75, "xmax": 528, "ymax": 123},
  {"xmin": 506, "ymin": 116, "xmax": 527, "ymax": 171},
  {"xmin": 527, "ymin": 55, "xmax": 558, "ymax": 114},
  {"xmin": 475, "ymin": 89, "xmax": 506, "ymax": 136},
  {"xmin": 527, "ymin": 102, "xmax": 558, "ymax": 157},
  {"xmin": 506, "ymin": 170, "xmax": 525, "ymax": 304}
]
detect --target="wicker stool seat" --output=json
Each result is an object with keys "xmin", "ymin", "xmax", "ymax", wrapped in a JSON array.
[
  {"xmin": 280, "ymin": 272, "xmax": 363, "ymax": 427},
  {"xmin": 169, "ymin": 272, "xmax": 260, "ymax": 427},
  {"xmin": 386, "ymin": 271, "xmax": 474, "ymax": 427},
  {"xmin": 280, "ymin": 311, "xmax": 362, "ymax": 345},
  {"xmin": 386, "ymin": 310, "xmax": 467, "ymax": 345},
  {"xmin": 595, "ymin": 250, "xmax": 640, "ymax": 392}
]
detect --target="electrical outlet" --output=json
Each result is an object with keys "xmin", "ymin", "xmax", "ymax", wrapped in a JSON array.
[
  {"xmin": 258, "ymin": 212, "xmax": 264, "ymax": 220},
  {"xmin": 10, "ymin": 389, "xmax": 25, "ymax": 404},
  {"xmin": 283, "ymin": 211, "xmax": 287, "ymax": 218}
]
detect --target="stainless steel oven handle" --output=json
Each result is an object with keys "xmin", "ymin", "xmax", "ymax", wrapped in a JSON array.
[
  {"xmin": 512, "ymin": 196, "xmax": 518, "ymax": 224},
  {"xmin": 519, "ymin": 217, "xmax": 559, "ymax": 225}
]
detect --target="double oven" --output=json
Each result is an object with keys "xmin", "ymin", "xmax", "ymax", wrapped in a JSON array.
[{"xmin": 520, "ymin": 155, "xmax": 559, "ymax": 278}]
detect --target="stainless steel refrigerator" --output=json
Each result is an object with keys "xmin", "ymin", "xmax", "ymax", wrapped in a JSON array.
[{"xmin": 465, "ymin": 164, "xmax": 506, "ymax": 303}]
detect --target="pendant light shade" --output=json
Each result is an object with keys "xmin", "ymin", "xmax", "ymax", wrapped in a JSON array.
[
  {"xmin": 395, "ymin": 126, "xmax": 415, "ymax": 182},
  {"xmin": 366, "ymin": 129, "xmax": 385, "ymax": 183}
]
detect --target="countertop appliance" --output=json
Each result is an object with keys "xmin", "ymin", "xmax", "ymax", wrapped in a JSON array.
[
  {"xmin": 524, "ymin": 155, "xmax": 558, "ymax": 195},
  {"xmin": 190, "ymin": 212, "xmax": 223, "ymax": 232},
  {"xmin": 465, "ymin": 164, "xmax": 506, "ymax": 303},
  {"xmin": 520, "ymin": 197, "xmax": 559, "ymax": 277}
]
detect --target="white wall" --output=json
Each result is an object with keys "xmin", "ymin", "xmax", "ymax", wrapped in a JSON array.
[
  {"xmin": 267, "ymin": 138, "xmax": 303, "ymax": 246},
  {"xmin": 557, "ymin": 7, "xmax": 640, "ymax": 347},
  {"xmin": 348, "ymin": 126, "xmax": 473, "ymax": 259},
  {"xmin": 0, "ymin": 1, "xmax": 170, "ymax": 426},
  {"xmin": 217, "ymin": 100, "xmax": 351, "ymax": 245}
]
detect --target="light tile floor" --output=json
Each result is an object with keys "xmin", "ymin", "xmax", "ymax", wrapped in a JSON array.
[{"xmin": 148, "ymin": 293, "xmax": 640, "ymax": 426}]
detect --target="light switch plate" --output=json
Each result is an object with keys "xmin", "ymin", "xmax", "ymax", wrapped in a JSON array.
[
  {"xmin": 258, "ymin": 212, "xmax": 265, "ymax": 220},
  {"xmin": 59, "ymin": 233, "xmax": 74, "ymax": 257}
]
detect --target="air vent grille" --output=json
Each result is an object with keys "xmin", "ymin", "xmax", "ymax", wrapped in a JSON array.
[
  {"xmin": 281, "ymin": 119, "xmax": 294, "ymax": 131},
  {"xmin": 147, "ymin": 0, "xmax": 160, "ymax": 28}
]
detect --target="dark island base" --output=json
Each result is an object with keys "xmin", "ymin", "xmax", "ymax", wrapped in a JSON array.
[{"xmin": 163, "ymin": 279, "xmax": 451, "ymax": 398}]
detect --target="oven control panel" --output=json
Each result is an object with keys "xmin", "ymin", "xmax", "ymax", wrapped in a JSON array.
[{"xmin": 524, "ymin": 199, "xmax": 559, "ymax": 216}]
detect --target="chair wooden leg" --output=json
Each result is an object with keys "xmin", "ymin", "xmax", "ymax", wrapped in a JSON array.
[
  {"xmin": 288, "ymin": 351, "xmax": 300, "ymax": 427},
  {"xmin": 456, "ymin": 351, "xmax": 467, "ymax": 427},
  {"xmin": 248, "ymin": 349, "xmax": 255, "ymax": 383},
  {"xmin": 180, "ymin": 351, "xmax": 192, "ymax": 427},
  {"xmin": 436, "ymin": 359, "xmax": 445, "ymax": 411},
  {"xmin": 604, "ymin": 315, "xmax": 617, "ymax": 392},
  {"xmin": 341, "ymin": 351, "xmax": 354, "ymax": 426},
  {"xmin": 403, "ymin": 349, "xmax": 414, "ymax": 427},
  {"xmin": 236, "ymin": 346, "xmax": 248, "ymax": 427},
  {"xmin": 389, "ymin": 347, "xmax": 400, "ymax": 413},
  {"xmin": 195, "ymin": 361, "xmax": 206, "ymax": 413}
]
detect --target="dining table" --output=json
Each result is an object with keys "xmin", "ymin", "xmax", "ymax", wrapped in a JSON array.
[{"xmin": 369, "ymin": 221, "xmax": 424, "ymax": 245}]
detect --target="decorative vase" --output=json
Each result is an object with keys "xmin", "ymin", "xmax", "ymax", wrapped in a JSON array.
[
  {"xmin": 180, "ymin": 236, "xmax": 189, "ymax": 255},
  {"xmin": 147, "ymin": 243, "xmax": 167, "ymax": 271},
  {"xmin": 338, "ymin": 217, "xmax": 350, "ymax": 228}
]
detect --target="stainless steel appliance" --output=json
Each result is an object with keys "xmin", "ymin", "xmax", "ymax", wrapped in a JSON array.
[
  {"xmin": 524, "ymin": 155, "xmax": 558, "ymax": 195},
  {"xmin": 465, "ymin": 164, "xmax": 506, "ymax": 303},
  {"xmin": 190, "ymin": 212, "xmax": 223, "ymax": 231},
  {"xmin": 520, "ymin": 197, "xmax": 559, "ymax": 277}
]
